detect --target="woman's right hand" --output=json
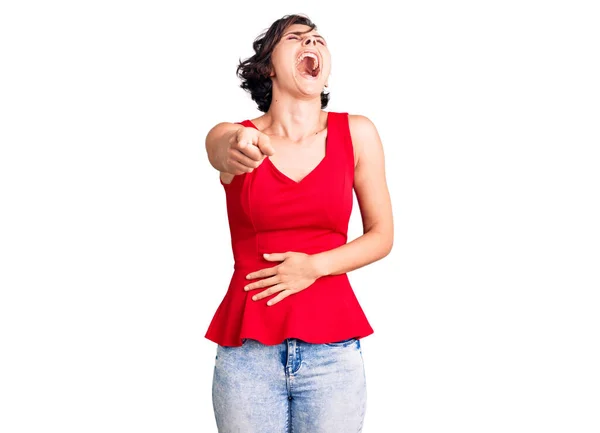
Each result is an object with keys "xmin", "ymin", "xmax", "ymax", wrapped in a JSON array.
[{"xmin": 223, "ymin": 126, "xmax": 275, "ymax": 175}]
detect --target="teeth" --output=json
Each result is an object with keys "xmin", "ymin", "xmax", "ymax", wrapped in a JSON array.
[{"xmin": 296, "ymin": 51, "xmax": 319, "ymax": 70}]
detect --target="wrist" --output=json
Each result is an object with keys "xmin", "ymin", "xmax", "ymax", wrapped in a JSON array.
[{"xmin": 310, "ymin": 252, "xmax": 330, "ymax": 278}]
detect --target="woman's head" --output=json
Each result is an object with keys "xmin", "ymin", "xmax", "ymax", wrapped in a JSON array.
[{"xmin": 236, "ymin": 14, "xmax": 331, "ymax": 112}]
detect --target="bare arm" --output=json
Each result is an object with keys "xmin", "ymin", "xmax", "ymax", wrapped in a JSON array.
[{"xmin": 311, "ymin": 114, "xmax": 394, "ymax": 277}]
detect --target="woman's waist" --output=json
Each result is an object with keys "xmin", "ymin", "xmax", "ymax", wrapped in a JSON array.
[
  {"xmin": 226, "ymin": 268, "xmax": 350, "ymax": 291},
  {"xmin": 231, "ymin": 230, "xmax": 347, "ymax": 270}
]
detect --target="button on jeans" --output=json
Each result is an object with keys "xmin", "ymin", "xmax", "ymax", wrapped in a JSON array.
[{"xmin": 212, "ymin": 337, "xmax": 367, "ymax": 433}]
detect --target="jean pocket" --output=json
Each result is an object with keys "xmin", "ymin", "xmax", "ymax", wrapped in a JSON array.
[{"xmin": 324, "ymin": 337, "xmax": 358, "ymax": 347}]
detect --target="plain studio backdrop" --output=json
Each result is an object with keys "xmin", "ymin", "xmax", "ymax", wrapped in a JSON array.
[{"xmin": 1, "ymin": 1, "xmax": 599, "ymax": 432}]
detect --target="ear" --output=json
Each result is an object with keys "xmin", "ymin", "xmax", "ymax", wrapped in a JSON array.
[{"xmin": 268, "ymin": 63, "xmax": 275, "ymax": 78}]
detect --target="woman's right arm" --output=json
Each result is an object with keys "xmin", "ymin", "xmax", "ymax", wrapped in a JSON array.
[{"xmin": 205, "ymin": 122, "xmax": 245, "ymax": 173}]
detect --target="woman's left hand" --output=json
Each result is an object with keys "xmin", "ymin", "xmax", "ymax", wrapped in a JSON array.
[{"xmin": 244, "ymin": 252, "xmax": 322, "ymax": 306}]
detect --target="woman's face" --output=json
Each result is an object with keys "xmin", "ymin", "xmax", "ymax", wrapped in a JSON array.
[{"xmin": 269, "ymin": 23, "xmax": 331, "ymax": 97}]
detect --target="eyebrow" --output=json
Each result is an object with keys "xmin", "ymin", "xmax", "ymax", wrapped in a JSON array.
[{"xmin": 284, "ymin": 31, "xmax": 326, "ymax": 42}]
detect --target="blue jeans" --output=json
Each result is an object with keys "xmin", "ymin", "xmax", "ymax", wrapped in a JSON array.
[{"xmin": 212, "ymin": 337, "xmax": 367, "ymax": 433}]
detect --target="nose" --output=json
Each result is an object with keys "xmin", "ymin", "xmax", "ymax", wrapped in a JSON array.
[{"xmin": 303, "ymin": 36, "xmax": 316, "ymax": 46}]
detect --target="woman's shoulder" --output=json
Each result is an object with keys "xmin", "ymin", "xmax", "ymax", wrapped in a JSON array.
[
  {"xmin": 247, "ymin": 115, "xmax": 266, "ymax": 130},
  {"xmin": 346, "ymin": 113, "xmax": 380, "ymax": 167},
  {"xmin": 347, "ymin": 113, "xmax": 378, "ymax": 135}
]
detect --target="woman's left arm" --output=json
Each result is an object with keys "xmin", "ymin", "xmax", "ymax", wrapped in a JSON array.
[{"xmin": 311, "ymin": 114, "xmax": 394, "ymax": 277}]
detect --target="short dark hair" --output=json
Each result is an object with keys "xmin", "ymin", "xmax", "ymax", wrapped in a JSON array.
[{"xmin": 236, "ymin": 13, "xmax": 330, "ymax": 113}]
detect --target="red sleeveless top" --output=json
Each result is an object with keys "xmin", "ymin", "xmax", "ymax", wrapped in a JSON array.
[{"xmin": 204, "ymin": 111, "xmax": 374, "ymax": 347}]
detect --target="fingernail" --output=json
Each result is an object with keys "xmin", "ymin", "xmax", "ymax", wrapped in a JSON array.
[{"xmin": 252, "ymin": 296, "xmax": 257, "ymax": 301}]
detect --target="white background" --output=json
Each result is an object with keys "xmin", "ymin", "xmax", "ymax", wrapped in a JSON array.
[{"xmin": 1, "ymin": 1, "xmax": 599, "ymax": 432}]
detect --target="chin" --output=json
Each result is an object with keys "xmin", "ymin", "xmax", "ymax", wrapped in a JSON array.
[{"xmin": 293, "ymin": 75, "xmax": 323, "ymax": 94}]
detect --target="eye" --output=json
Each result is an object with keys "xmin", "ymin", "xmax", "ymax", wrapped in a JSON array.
[{"xmin": 287, "ymin": 35, "xmax": 299, "ymax": 40}]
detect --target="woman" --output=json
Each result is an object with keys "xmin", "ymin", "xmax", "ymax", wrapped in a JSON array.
[{"xmin": 204, "ymin": 13, "xmax": 393, "ymax": 433}]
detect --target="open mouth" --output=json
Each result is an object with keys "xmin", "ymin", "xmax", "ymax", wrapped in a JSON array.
[{"xmin": 296, "ymin": 52, "xmax": 320, "ymax": 79}]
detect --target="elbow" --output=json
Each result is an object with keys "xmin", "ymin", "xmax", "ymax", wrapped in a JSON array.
[
  {"xmin": 383, "ymin": 239, "xmax": 393, "ymax": 257},
  {"xmin": 373, "ymin": 230, "xmax": 393, "ymax": 258},
  {"xmin": 382, "ymin": 228, "xmax": 394, "ymax": 257},
  {"xmin": 363, "ymin": 227, "xmax": 394, "ymax": 258}
]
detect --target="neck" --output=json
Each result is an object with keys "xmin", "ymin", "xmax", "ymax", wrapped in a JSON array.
[{"xmin": 263, "ymin": 94, "xmax": 324, "ymax": 143}]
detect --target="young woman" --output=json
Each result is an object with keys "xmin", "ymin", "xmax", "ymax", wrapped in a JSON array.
[{"xmin": 204, "ymin": 13, "xmax": 393, "ymax": 433}]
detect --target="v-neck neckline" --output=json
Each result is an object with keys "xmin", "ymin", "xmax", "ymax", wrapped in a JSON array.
[{"xmin": 246, "ymin": 111, "xmax": 330, "ymax": 186}]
